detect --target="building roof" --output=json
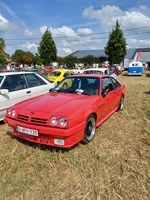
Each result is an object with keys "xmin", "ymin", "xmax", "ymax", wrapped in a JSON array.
[
  {"xmin": 68, "ymin": 48, "xmax": 150, "ymax": 62},
  {"xmin": 69, "ymin": 50, "xmax": 106, "ymax": 59}
]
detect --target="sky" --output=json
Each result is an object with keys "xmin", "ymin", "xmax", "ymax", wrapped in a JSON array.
[{"xmin": 0, "ymin": 0, "xmax": 150, "ymax": 57}]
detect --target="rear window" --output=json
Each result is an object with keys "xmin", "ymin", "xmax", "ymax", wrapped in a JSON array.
[{"xmin": 25, "ymin": 74, "xmax": 47, "ymax": 87}]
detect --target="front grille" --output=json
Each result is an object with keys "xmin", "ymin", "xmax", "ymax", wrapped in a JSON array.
[
  {"xmin": 30, "ymin": 117, "xmax": 47, "ymax": 124},
  {"xmin": 17, "ymin": 114, "xmax": 29, "ymax": 121},
  {"xmin": 17, "ymin": 114, "xmax": 48, "ymax": 125}
]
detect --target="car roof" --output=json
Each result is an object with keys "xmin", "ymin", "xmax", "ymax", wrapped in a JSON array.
[
  {"xmin": 67, "ymin": 74, "xmax": 110, "ymax": 79},
  {"xmin": 0, "ymin": 71, "xmax": 36, "ymax": 76},
  {"xmin": 53, "ymin": 69, "xmax": 73, "ymax": 71},
  {"xmin": 84, "ymin": 68, "xmax": 109, "ymax": 71}
]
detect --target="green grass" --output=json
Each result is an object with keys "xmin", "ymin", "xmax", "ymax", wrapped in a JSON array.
[{"xmin": 0, "ymin": 71, "xmax": 150, "ymax": 200}]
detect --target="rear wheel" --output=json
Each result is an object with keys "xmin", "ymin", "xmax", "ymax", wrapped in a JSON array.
[
  {"xmin": 118, "ymin": 96, "xmax": 124, "ymax": 110},
  {"xmin": 82, "ymin": 114, "xmax": 96, "ymax": 144}
]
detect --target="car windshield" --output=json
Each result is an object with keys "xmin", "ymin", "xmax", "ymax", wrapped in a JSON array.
[{"xmin": 50, "ymin": 76, "xmax": 100, "ymax": 95}]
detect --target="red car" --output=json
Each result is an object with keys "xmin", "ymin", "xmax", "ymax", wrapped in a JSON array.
[
  {"xmin": 109, "ymin": 66, "xmax": 121, "ymax": 75},
  {"xmin": 42, "ymin": 66, "xmax": 54, "ymax": 73},
  {"xmin": 4, "ymin": 74, "xmax": 126, "ymax": 148}
]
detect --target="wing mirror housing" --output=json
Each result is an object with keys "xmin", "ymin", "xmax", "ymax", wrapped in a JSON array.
[
  {"xmin": 0, "ymin": 89, "xmax": 9, "ymax": 95},
  {"xmin": 101, "ymin": 90, "xmax": 108, "ymax": 97}
]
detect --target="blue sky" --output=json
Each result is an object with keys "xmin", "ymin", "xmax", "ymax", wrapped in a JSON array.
[{"xmin": 0, "ymin": 0, "xmax": 150, "ymax": 57}]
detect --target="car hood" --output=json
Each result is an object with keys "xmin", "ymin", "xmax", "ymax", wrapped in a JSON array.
[{"xmin": 15, "ymin": 92, "xmax": 97, "ymax": 116}]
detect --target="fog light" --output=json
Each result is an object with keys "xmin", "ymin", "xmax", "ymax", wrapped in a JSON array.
[
  {"xmin": 8, "ymin": 126, "xmax": 13, "ymax": 132},
  {"xmin": 54, "ymin": 139, "xmax": 64, "ymax": 146}
]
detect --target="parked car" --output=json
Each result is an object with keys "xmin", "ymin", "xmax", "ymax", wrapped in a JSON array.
[
  {"xmin": 83, "ymin": 68, "xmax": 110, "ymax": 75},
  {"xmin": 109, "ymin": 66, "xmax": 121, "ymax": 75},
  {"xmin": 72, "ymin": 67, "xmax": 84, "ymax": 74},
  {"xmin": 42, "ymin": 66, "xmax": 54, "ymax": 73},
  {"xmin": 47, "ymin": 69, "xmax": 74, "ymax": 85},
  {"xmin": 83, "ymin": 68, "xmax": 118, "ymax": 79},
  {"xmin": 4, "ymin": 74, "xmax": 126, "ymax": 148},
  {"xmin": 0, "ymin": 71, "xmax": 55, "ymax": 121},
  {"xmin": 127, "ymin": 61, "xmax": 143, "ymax": 76}
]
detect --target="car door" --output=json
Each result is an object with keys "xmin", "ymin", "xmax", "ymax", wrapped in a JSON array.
[
  {"xmin": 24, "ymin": 73, "xmax": 50, "ymax": 97},
  {"xmin": 0, "ymin": 73, "xmax": 52, "ymax": 120},
  {"xmin": 0, "ymin": 74, "xmax": 29, "ymax": 120},
  {"xmin": 111, "ymin": 77, "xmax": 122, "ymax": 106},
  {"xmin": 92, "ymin": 77, "xmax": 112, "ymax": 123},
  {"xmin": 100, "ymin": 77, "xmax": 117, "ymax": 118},
  {"xmin": 102, "ymin": 77, "xmax": 120, "ymax": 112}
]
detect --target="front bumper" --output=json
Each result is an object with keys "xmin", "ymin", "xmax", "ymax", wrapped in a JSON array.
[{"xmin": 4, "ymin": 117, "xmax": 85, "ymax": 148}]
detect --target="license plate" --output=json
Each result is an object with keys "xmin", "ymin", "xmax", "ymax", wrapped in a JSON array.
[{"xmin": 16, "ymin": 126, "xmax": 38, "ymax": 136}]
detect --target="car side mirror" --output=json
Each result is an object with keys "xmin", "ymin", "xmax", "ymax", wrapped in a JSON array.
[
  {"xmin": 0, "ymin": 89, "xmax": 9, "ymax": 95},
  {"xmin": 101, "ymin": 90, "xmax": 108, "ymax": 97}
]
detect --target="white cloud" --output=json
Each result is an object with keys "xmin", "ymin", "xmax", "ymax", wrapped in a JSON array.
[
  {"xmin": 39, "ymin": 25, "xmax": 47, "ymax": 34},
  {"xmin": 0, "ymin": 14, "xmax": 8, "ymax": 23},
  {"xmin": 77, "ymin": 28, "xmax": 93, "ymax": 35},
  {"xmin": 0, "ymin": 0, "xmax": 26, "ymax": 27},
  {"xmin": 62, "ymin": 48, "xmax": 72, "ymax": 54},
  {"xmin": 50, "ymin": 26, "xmax": 76, "ymax": 37},
  {"xmin": 23, "ymin": 29, "xmax": 35, "ymax": 37},
  {"xmin": 82, "ymin": 5, "xmax": 150, "ymax": 31},
  {"xmin": 0, "ymin": 14, "xmax": 18, "ymax": 33},
  {"xmin": 20, "ymin": 42, "xmax": 37, "ymax": 52}
]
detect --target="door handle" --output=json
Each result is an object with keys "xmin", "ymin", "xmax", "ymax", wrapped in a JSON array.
[{"xmin": 27, "ymin": 91, "xmax": 31, "ymax": 94}]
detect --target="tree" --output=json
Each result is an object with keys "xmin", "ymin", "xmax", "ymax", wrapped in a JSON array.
[
  {"xmin": 38, "ymin": 28, "xmax": 57, "ymax": 66},
  {"xmin": 80, "ymin": 55, "xmax": 97, "ymax": 66},
  {"xmin": 0, "ymin": 38, "xmax": 6, "ymax": 50},
  {"xmin": 0, "ymin": 38, "xmax": 7, "ymax": 67},
  {"xmin": 57, "ymin": 56, "xmax": 64, "ymax": 66},
  {"xmin": 11, "ymin": 49, "xmax": 25, "ymax": 66},
  {"xmin": 23, "ymin": 51, "xmax": 34, "ymax": 66},
  {"xmin": 104, "ymin": 20, "xmax": 127, "ymax": 65},
  {"xmin": 34, "ymin": 53, "xmax": 43, "ymax": 66},
  {"xmin": 0, "ymin": 53, "xmax": 7, "ymax": 67},
  {"xmin": 63, "ymin": 56, "xmax": 78, "ymax": 68}
]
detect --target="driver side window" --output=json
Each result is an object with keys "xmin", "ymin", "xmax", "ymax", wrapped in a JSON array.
[{"xmin": 102, "ymin": 77, "xmax": 113, "ymax": 92}]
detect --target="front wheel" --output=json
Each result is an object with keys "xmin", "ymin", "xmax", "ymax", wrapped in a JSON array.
[
  {"xmin": 82, "ymin": 114, "xmax": 96, "ymax": 144},
  {"xmin": 118, "ymin": 96, "xmax": 124, "ymax": 110}
]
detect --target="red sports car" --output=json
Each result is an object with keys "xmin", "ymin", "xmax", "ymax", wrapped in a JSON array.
[{"xmin": 4, "ymin": 74, "xmax": 126, "ymax": 148}]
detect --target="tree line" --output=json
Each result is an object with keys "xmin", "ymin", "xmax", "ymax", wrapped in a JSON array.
[{"xmin": 0, "ymin": 20, "xmax": 127, "ymax": 68}]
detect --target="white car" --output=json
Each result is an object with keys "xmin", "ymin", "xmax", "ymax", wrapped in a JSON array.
[
  {"xmin": 72, "ymin": 68, "xmax": 84, "ymax": 74},
  {"xmin": 0, "ymin": 71, "xmax": 55, "ymax": 121},
  {"xmin": 83, "ymin": 68, "xmax": 110, "ymax": 75}
]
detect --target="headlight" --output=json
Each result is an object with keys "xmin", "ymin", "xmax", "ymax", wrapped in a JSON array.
[
  {"xmin": 50, "ymin": 116, "xmax": 68, "ymax": 127},
  {"xmin": 7, "ymin": 109, "xmax": 11, "ymax": 115},
  {"xmin": 12, "ymin": 110, "xmax": 16, "ymax": 117},
  {"xmin": 60, "ymin": 118, "xmax": 67, "ymax": 127},
  {"xmin": 51, "ymin": 116, "xmax": 58, "ymax": 125},
  {"xmin": 7, "ymin": 108, "xmax": 16, "ymax": 117}
]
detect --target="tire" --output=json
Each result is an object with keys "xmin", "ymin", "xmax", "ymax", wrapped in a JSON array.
[
  {"xmin": 82, "ymin": 114, "xmax": 96, "ymax": 144},
  {"xmin": 118, "ymin": 96, "xmax": 124, "ymax": 110}
]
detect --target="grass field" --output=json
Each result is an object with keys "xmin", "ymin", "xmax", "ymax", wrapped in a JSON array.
[{"xmin": 0, "ymin": 71, "xmax": 150, "ymax": 200}]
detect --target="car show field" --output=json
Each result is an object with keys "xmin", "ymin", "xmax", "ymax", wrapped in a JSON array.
[{"xmin": 0, "ymin": 71, "xmax": 150, "ymax": 200}]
